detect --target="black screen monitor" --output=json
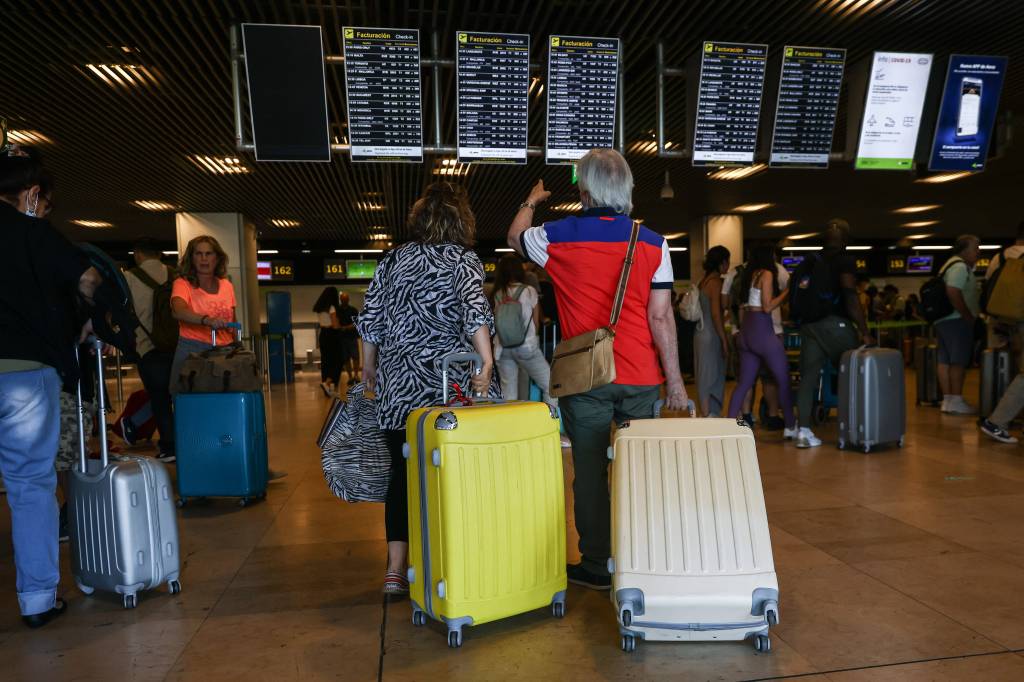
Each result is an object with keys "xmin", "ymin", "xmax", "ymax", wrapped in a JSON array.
[
  {"xmin": 242, "ymin": 24, "xmax": 331, "ymax": 162},
  {"xmin": 906, "ymin": 255, "xmax": 934, "ymax": 274},
  {"xmin": 782, "ymin": 255, "xmax": 805, "ymax": 272}
]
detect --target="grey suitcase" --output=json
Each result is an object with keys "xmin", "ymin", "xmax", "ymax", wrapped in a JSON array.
[
  {"xmin": 979, "ymin": 348, "xmax": 1013, "ymax": 418},
  {"xmin": 838, "ymin": 347, "xmax": 906, "ymax": 453},
  {"xmin": 914, "ymin": 338, "xmax": 941, "ymax": 406},
  {"xmin": 68, "ymin": 337, "xmax": 182, "ymax": 609}
]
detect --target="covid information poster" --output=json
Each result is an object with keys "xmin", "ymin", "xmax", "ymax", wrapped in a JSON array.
[
  {"xmin": 692, "ymin": 41, "xmax": 768, "ymax": 167},
  {"xmin": 769, "ymin": 46, "xmax": 846, "ymax": 168},
  {"xmin": 854, "ymin": 51, "xmax": 933, "ymax": 170},
  {"xmin": 456, "ymin": 31, "xmax": 530, "ymax": 164},
  {"xmin": 546, "ymin": 35, "xmax": 620, "ymax": 164},
  {"xmin": 928, "ymin": 54, "xmax": 1008, "ymax": 172},
  {"xmin": 342, "ymin": 27, "xmax": 423, "ymax": 163}
]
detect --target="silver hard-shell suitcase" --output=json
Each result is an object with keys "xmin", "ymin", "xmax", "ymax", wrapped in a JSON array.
[
  {"xmin": 979, "ymin": 348, "xmax": 1013, "ymax": 418},
  {"xmin": 914, "ymin": 337, "xmax": 941, "ymax": 406},
  {"xmin": 838, "ymin": 347, "xmax": 906, "ymax": 452},
  {"xmin": 68, "ymin": 337, "xmax": 182, "ymax": 609}
]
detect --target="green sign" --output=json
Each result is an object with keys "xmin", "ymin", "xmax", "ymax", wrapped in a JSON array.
[
  {"xmin": 571, "ymin": 163, "xmax": 577, "ymax": 185},
  {"xmin": 855, "ymin": 157, "xmax": 914, "ymax": 170}
]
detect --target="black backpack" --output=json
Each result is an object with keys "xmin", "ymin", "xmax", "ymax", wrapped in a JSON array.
[
  {"xmin": 919, "ymin": 258, "xmax": 966, "ymax": 323},
  {"xmin": 130, "ymin": 266, "xmax": 180, "ymax": 354},
  {"xmin": 77, "ymin": 243, "xmax": 140, "ymax": 359},
  {"xmin": 788, "ymin": 253, "xmax": 838, "ymax": 324}
]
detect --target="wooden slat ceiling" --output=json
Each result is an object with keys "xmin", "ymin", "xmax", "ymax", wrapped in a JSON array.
[{"xmin": 1, "ymin": 0, "xmax": 1022, "ymax": 246}]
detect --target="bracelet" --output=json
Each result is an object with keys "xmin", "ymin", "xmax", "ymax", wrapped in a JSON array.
[{"xmin": 518, "ymin": 201, "xmax": 536, "ymax": 211}]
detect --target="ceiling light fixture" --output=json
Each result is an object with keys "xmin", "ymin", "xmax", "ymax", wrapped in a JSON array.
[
  {"xmin": 7, "ymin": 129, "xmax": 53, "ymax": 145},
  {"xmin": 495, "ymin": 248, "xmax": 514, "ymax": 253},
  {"xmin": 551, "ymin": 201, "xmax": 583, "ymax": 212},
  {"xmin": 270, "ymin": 219, "xmax": 300, "ymax": 228},
  {"xmin": 257, "ymin": 249, "xmax": 278, "ymax": 255},
  {"xmin": 892, "ymin": 204, "xmax": 941, "ymax": 214},
  {"xmin": 979, "ymin": 244, "xmax": 1002, "ymax": 250},
  {"xmin": 763, "ymin": 220, "xmax": 797, "ymax": 228},
  {"xmin": 668, "ymin": 247, "xmax": 688, "ymax": 252},
  {"xmin": 369, "ymin": 233, "xmax": 392, "ymax": 241},
  {"xmin": 84, "ymin": 63, "xmax": 159, "ymax": 89},
  {"xmin": 904, "ymin": 233, "xmax": 934, "ymax": 240},
  {"xmin": 661, "ymin": 232, "xmax": 686, "ymax": 240},
  {"xmin": 357, "ymin": 201, "xmax": 386, "ymax": 212},
  {"xmin": 707, "ymin": 163, "xmax": 767, "ymax": 181},
  {"xmin": 912, "ymin": 245, "xmax": 954, "ymax": 251},
  {"xmin": 71, "ymin": 219, "xmax": 113, "ymax": 228},
  {"xmin": 734, "ymin": 203, "xmax": 774, "ymax": 212},
  {"xmin": 188, "ymin": 155, "xmax": 251, "ymax": 175},
  {"xmin": 901, "ymin": 220, "xmax": 939, "ymax": 228},
  {"xmin": 433, "ymin": 158, "xmax": 469, "ymax": 177},
  {"xmin": 162, "ymin": 251, "xmax": 178, "ymax": 256},
  {"xmin": 131, "ymin": 200, "xmax": 178, "ymax": 211},
  {"xmin": 334, "ymin": 249, "xmax": 383, "ymax": 254},
  {"xmin": 786, "ymin": 232, "xmax": 820, "ymax": 241},
  {"xmin": 915, "ymin": 171, "xmax": 974, "ymax": 184},
  {"xmin": 846, "ymin": 246, "xmax": 873, "ymax": 251},
  {"xmin": 782, "ymin": 246, "xmax": 823, "ymax": 251}
]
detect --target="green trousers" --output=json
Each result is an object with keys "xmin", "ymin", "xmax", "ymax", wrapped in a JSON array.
[
  {"xmin": 559, "ymin": 382, "xmax": 660, "ymax": 576},
  {"xmin": 797, "ymin": 315, "xmax": 860, "ymax": 428}
]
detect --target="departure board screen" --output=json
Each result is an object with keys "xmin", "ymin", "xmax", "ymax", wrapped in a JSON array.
[
  {"xmin": 456, "ymin": 31, "xmax": 530, "ymax": 164},
  {"xmin": 692, "ymin": 41, "xmax": 768, "ymax": 167},
  {"xmin": 769, "ymin": 46, "xmax": 846, "ymax": 168},
  {"xmin": 342, "ymin": 27, "xmax": 423, "ymax": 162},
  {"xmin": 545, "ymin": 35, "xmax": 620, "ymax": 165}
]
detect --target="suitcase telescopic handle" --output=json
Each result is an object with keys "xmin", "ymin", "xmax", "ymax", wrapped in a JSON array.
[
  {"xmin": 653, "ymin": 399, "xmax": 697, "ymax": 418},
  {"xmin": 210, "ymin": 321, "xmax": 243, "ymax": 346},
  {"xmin": 441, "ymin": 352, "xmax": 482, "ymax": 404},
  {"xmin": 74, "ymin": 336, "xmax": 110, "ymax": 471}
]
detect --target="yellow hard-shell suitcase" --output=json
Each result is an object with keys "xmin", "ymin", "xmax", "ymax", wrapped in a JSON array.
[{"xmin": 404, "ymin": 353, "xmax": 567, "ymax": 648}]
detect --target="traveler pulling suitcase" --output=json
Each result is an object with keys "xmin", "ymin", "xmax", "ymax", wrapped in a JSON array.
[
  {"xmin": 838, "ymin": 347, "xmax": 906, "ymax": 452},
  {"xmin": 405, "ymin": 353, "xmax": 566, "ymax": 649},
  {"xmin": 175, "ymin": 325, "xmax": 269, "ymax": 507},
  {"xmin": 914, "ymin": 338, "xmax": 941, "ymax": 406},
  {"xmin": 68, "ymin": 337, "xmax": 182, "ymax": 609},
  {"xmin": 609, "ymin": 400, "xmax": 780, "ymax": 653},
  {"xmin": 979, "ymin": 348, "xmax": 1013, "ymax": 418}
]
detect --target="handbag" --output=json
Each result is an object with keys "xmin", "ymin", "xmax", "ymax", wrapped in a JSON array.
[
  {"xmin": 549, "ymin": 221, "xmax": 640, "ymax": 398},
  {"xmin": 319, "ymin": 382, "xmax": 391, "ymax": 503}
]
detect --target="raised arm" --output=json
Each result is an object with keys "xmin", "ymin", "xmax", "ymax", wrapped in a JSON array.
[{"xmin": 508, "ymin": 180, "xmax": 552, "ymax": 256}]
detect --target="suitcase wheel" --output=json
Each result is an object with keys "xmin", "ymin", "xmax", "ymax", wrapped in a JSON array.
[
  {"xmin": 75, "ymin": 580, "xmax": 95, "ymax": 596},
  {"xmin": 447, "ymin": 629, "xmax": 463, "ymax": 649},
  {"xmin": 621, "ymin": 634, "xmax": 637, "ymax": 653},
  {"xmin": 837, "ymin": 439, "xmax": 846, "ymax": 450},
  {"xmin": 169, "ymin": 579, "xmax": 182, "ymax": 596},
  {"xmin": 412, "ymin": 610, "xmax": 427, "ymax": 627},
  {"xmin": 552, "ymin": 602, "xmax": 565, "ymax": 619},
  {"xmin": 238, "ymin": 498, "xmax": 250, "ymax": 507},
  {"xmin": 754, "ymin": 634, "xmax": 771, "ymax": 653},
  {"xmin": 620, "ymin": 608, "xmax": 632, "ymax": 627},
  {"xmin": 898, "ymin": 436, "xmax": 905, "ymax": 448},
  {"xmin": 863, "ymin": 444, "xmax": 871, "ymax": 454},
  {"xmin": 176, "ymin": 498, "xmax": 187, "ymax": 508},
  {"xmin": 123, "ymin": 593, "xmax": 138, "ymax": 610}
]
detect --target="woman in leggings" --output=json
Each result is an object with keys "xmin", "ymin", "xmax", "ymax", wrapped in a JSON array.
[{"xmin": 727, "ymin": 243, "xmax": 796, "ymax": 437}]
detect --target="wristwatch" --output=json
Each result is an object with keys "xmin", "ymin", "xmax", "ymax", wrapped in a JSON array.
[{"xmin": 518, "ymin": 201, "xmax": 536, "ymax": 211}]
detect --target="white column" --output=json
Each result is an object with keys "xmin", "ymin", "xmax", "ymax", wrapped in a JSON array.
[
  {"xmin": 175, "ymin": 212, "xmax": 260, "ymax": 338},
  {"xmin": 701, "ymin": 214, "xmax": 744, "ymax": 270}
]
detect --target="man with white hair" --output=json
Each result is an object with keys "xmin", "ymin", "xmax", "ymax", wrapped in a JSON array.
[{"xmin": 508, "ymin": 148, "xmax": 688, "ymax": 590}]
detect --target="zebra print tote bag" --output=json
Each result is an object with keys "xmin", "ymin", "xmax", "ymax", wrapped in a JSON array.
[{"xmin": 319, "ymin": 382, "xmax": 391, "ymax": 503}]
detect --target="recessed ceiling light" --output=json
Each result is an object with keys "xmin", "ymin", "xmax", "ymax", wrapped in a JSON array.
[
  {"xmin": 668, "ymin": 247, "xmax": 688, "ymax": 252},
  {"xmin": 979, "ymin": 244, "xmax": 1001, "ymax": 250},
  {"xmin": 188, "ymin": 155, "xmax": 251, "ymax": 175},
  {"xmin": 71, "ymin": 219, "xmax": 113, "ymax": 228},
  {"xmin": 625, "ymin": 139, "xmax": 676, "ymax": 156},
  {"xmin": 433, "ymin": 159, "xmax": 469, "ymax": 177},
  {"xmin": 901, "ymin": 220, "xmax": 939, "ymax": 228},
  {"xmin": 763, "ymin": 220, "xmax": 797, "ymax": 228},
  {"xmin": 270, "ymin": 219, "xmax": 300, "ymax": 228},
  {"xmin": 707, "ymin": 163, "xmax": 767, "ymax": 181},
  {"xmin": 912, "ymin": 245, "xmax": 954, "ymax": 250},
  {"xmin": 662, "ymin": 232, "xmax": 686, "ymax": 240},
  {"xmin": 782, "ymin": 246, "xmax": 823, "ymax": 251},
  {"xmin": 734, "ymin": 203, "xmax": 774, "ymax": 212},
  {"xmin": 357, "ymin": 202, "xmax": 386, "ymax": 212},
  {"xmin": 495, "ymin": 248, "xmax": 515, "ymax": 253},
  {"xmin": 905, "ymin": 233, "xmax": 934, "ymax": 240},
  {"xmin": 7, "ymin": 130, "xmax": 53, "ymax": 145},
  {"xmin": 257, "ymin": 249, "xmax": 279, "ymax": 255},
  {"xmin": 551, "ymin": 201, "xmax": 583, "ymax": 212},
  {"xmin": 892, "ymin": 204, "xmax": 940, "ymax": 214},
  {"xmin": 334, "ymin": 249, "xmax": 383, "ymax": 254},
  {"xmin": 915, "ymin": 171, "xmax": 974, "ymax": 184},
  {"xmin": 132, "ymin": 200, "xmax": 178, "ymax": 211},
  {"xmin": 369, "ymin": 233, "xmax": 392, "ymax": 241},
  {"xmin": 162, "ymin": 251, "xmax": 178, "ymax": 256},
  {"xmin": 301, "ymin": 249, "xmax": 311, "ymax": 254},
  {"xmin": 846, "ymin": 246, "xmax": 873, "ymax": 251},
  {"xmin": 83, "ymin": 63, "xmax": 159, "ymax": 89},
  {"xmin": 787, "ymin": 232, "xmax": 819, "ymax": 241}
]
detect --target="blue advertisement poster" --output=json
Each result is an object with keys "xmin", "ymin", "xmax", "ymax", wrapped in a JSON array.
[{"xmin": 928, "ymin": 54, "xmax": 1008, "ymax": 171}]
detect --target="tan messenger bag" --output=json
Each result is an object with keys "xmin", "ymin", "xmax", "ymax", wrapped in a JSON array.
[{"xmin": 549, "ymin": 221, "xmax": 640, "ymax": 398}]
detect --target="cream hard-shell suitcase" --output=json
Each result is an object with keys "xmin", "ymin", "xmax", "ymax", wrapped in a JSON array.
[{"xmin": 609, "ymin": 407, "xmax": 779, "ymax": 653}]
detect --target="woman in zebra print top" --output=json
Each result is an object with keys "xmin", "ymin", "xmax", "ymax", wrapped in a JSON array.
[{"xmin": 357, "ymin": 181, "xmax": 497, "ymax": 595}]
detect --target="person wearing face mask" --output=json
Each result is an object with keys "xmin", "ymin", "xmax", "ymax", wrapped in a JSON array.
[
  {"xmin": 0, "ymin": 147, "xmax": 102, "ymax": 628},
  {"xmin": 168, "ymin": 235, "xmax": 237, "ymax": 392}
]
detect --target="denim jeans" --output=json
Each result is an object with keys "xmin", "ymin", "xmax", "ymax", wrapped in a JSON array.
[
  {"xmin": 138, "ymin": 350, "xmax": 176, "ymax": 455},
  {"xmin": 0, "ymin": 367, "xmax": 61, "ymax": 615},
  {"xmin": 497, "ymin": 342, "xmax": 555, "ymax": 406}
]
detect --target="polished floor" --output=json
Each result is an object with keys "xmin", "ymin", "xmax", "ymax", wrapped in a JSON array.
[{"xmin": 1, "ymin": 370, "xmax": 1023, "ymax": 681}]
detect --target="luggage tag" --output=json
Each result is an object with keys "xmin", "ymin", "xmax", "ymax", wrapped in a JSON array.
[{"xmin": 446, "ymin": 382, "xmax": 474, "ymax": 407}]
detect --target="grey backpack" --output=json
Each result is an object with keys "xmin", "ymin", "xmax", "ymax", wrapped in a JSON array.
[{"xmin": 495, "ymin": 285, "xmax": 529, "ymax": 348}]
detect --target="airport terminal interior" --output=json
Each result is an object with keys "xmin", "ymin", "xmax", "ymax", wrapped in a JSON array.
[{"xmin": 2, "ymin": 1, "xmax": 1024, "ymax": 680}]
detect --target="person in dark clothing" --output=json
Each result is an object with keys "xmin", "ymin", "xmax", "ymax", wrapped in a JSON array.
[
  {"xmin": 336, "ymin": 291, "xmax": 361, "ymax": 386},
  {"xmin": 313, "ymin": 286, "xmax": 342, "ymax": 396}
]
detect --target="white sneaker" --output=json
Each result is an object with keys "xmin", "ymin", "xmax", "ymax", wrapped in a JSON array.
[
  {"xmin": 796, "ymin": 427, "xmax": 822, "ymax": 449},
  {"xmin": 783, "ymin": 427, "xmax": 798, "ymax": 440},
  {"xmin": 943, "ymin": 396, "xmax": 977, "ymax": 415}
]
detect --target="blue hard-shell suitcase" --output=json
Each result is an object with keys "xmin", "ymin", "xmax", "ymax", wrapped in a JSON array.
[{"xmin": 174, "ymin": 391, "xmax": 269, "ymax": 506}]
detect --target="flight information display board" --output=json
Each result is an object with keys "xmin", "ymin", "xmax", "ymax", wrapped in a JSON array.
[
  {"xmin": 545, "ymin": 35, "xmax": 620, "ymax": 164},
  {"xmin": 854, "ymin": 51, "xmax": 933, "ymax": 170},
  {"xmin": 692, "ymin": 41, "xmax": 768, "ymax": 167},
  {"xmin": 769, "ymin": 46, "xmax": 846, "ymax": 168},
  {"xmin": 256, "ymin": 260, "xmax": 295, "ymax": 282},
  {"xmin": 342, "ymin": 27, "xmax": 423, "ymax": 162},
  {"xmin": 456, "ymin": 31, "xmax": 530, "ymax": 164}
]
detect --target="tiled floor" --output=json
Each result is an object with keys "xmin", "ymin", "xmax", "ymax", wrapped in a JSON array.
[{"xmin": 1, "ymin": 371, "xmax": 1023, "ymax": 681}]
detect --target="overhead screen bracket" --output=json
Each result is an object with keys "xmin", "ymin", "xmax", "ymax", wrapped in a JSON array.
[
  {"xmin": 230, "ymin": 25, "xmax": 626, "ymax": 159},
  {"xmin": 655, "ymin": 42, "xmax": 690, "ymax": 159}
]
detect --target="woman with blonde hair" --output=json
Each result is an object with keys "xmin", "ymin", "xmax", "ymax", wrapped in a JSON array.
[
  {"xmin": 168, "ymin": 235, "xmax": 236, "ymax": 392},
  {"xmin": 357, "ymin": 181, "xmax": 497, "ymax": 594}
]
